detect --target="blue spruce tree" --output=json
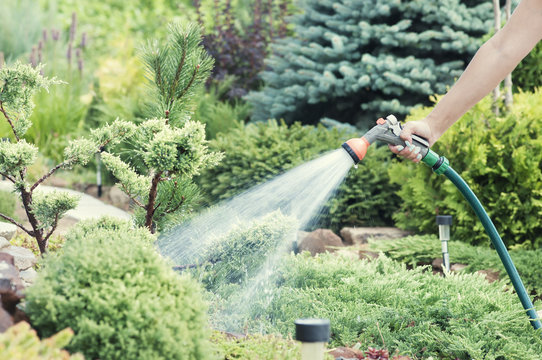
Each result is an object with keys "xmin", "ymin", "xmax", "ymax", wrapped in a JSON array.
[{"xmin": 246, "ymin": 0, "xmax": 493, "ymax": 127}]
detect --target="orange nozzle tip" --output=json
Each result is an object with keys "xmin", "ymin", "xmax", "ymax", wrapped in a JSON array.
[{"xmin": 342, "ymin": 137, "xmax": 370, "ymax": 163}]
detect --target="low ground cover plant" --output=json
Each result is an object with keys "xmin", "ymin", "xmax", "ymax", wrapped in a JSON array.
[
  {"xmin": 25, "ymin": 217, "xmax": 212, "ymax": 360},
  {"xmin": 245, "ymin": 253, "xmax": 542, "ymax": 359},
  {"xmin": 369, "ymin": 235, "xmax": 542, "ymax": 297}
]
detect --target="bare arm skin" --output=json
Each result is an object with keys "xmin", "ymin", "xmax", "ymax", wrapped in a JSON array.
[{"xmin": 391, "ymin": 0, "xmax": 542, "ymax": 161}]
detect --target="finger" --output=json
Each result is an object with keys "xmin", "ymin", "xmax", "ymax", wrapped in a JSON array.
[
  {"xmin": 399, "ymin": 123, "xmax": 415, "ymax": 143},
  {"xmin": 388, "ymin": 144, "xmax": 404, "ymax": 154}
]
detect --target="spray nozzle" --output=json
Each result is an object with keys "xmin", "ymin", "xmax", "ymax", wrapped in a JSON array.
[{"xmin": 341, "ymin": 115, "xmax": 430, "ymax": 164}]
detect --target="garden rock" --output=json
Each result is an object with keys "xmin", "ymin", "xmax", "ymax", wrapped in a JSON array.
[
  {"xmin": 0, "ymin": 222, "xmax": 17, "ymax": 241},
  {"xmin": 108, "ymin": 185, "xmax": 131, "ymax": 210},
  {"xmin": 20, "ymin": 268, "xmax": 37, "ymax": 286},
  {"xmin": 451, "ymin": 263, "xmax": 468, "ymax": 272},
  {"xmin": 1, "ymin": 246, "xmax": 37, "ymax": 271},
  {"xmin": 340, "ymin": 227, "xmax": 410, "ymax": 245},
  {"xmin": 0, "ymin": 253, "xmax": 26, "ymax": 332},
  {"xmin": 297, "ymin": 229, "xmax": 343, "ymax": 256},
  {"xmin": 0, "ymin": 237, "xmax": 10, "ymax": 250},
  {"xmin": 330, "ymin": 346, "xmax": 364, "ymax": 359},
  {"xmin": 477, "ymin": 269, "xmax": 500, "ymax": 283}
]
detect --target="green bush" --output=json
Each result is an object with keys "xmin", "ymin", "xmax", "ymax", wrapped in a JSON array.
[
  {"xmin": 249, "ymin": 253, "xmax": 542, "ymax": 359},
  {"xmin": 193, "ymin": 211, "xmax": 298, "ymax": 295},
  {"xmin": 389, "ymin": 90, "xmax": 542, "ymax": 247},
  {"xmin": 25, "ymin": 217, "xmax": 212, "ymax": 360},
  {"xmin": 0, "ymin": 189, "xmax": 16, "ymax": 223},
  {"xmin": 196, "ymin": 120, "xmax": 400, "ymax": 230},
  {"xmin": 211, "ymin": 332, "xmax": 303, "ymax": 360},
  {"xmin": 246, "ymin": 0, "xmax": 493, "ymax": 126},
  {"xmin": 514, "ymin": 43, "xmax": 542, "ymax": 92},
  {"xmin": 0, "ymin": 322, "xmax": 84, "ymax": 360},
  {"xmin": 369, "ymin": 235, "xmax": 542, "ymax": 296}
]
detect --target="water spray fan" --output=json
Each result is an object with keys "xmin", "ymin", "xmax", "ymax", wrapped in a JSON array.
[{"xmin": 342, "ymin": 115, "xmax": 542, "ymax": 330}]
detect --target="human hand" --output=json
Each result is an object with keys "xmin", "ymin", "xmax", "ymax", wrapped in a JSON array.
[{"xmin": 388, "ymin": 119, "xmax": 436, "ymax": 163}]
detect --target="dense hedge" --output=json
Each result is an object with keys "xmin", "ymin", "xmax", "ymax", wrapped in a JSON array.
[
  {"xmin": 249, "ymin": 253, "xmax": 542, "ymax": 359},
  {"xmin": 25, "ymin": 217, "xmax": 212, "ymax": 360},
  {"xmin": 389, "ymin": 91, "xmax": 542, "ymax": 248},
  {"xmin": 0, "ymin": 190, "xmax": 16, "ymax": 223},
  {"xmin": 196, "ymin": 120, "xmax": 400, "ymax": 231}
]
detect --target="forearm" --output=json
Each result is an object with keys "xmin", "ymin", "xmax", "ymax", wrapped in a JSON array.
[{"xmin": 424, "ymin": 0, "xmax": 542, "ymax": 141}]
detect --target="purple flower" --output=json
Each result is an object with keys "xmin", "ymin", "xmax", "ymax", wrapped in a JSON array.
[
  {"xmin": 80, "ymin": 32, "xmax": 87, "ymax": 49},
  {"xmin": 69, "ymin": 12, "xmax": 77, "ymax": 42},
  {"xmin": 66, "ymin": 42, "xmax": 72, "ymax": 64},
  {"xmin": 76, "ymin": 48, "xmax": 84, "ymax": 73},
  {"xmin": 42, "ymin": 29, "xmax": 48, "ymax": 42},
  {"xmin": 51, "ymin": 29, "xmax": 60, "ymax": 41},
  {"xmin": 29, "ymin": 46, "xmax": 37, "ymax": 67}
]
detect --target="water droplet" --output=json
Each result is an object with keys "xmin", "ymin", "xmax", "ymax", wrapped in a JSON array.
[{"xmin": 354, "ymin": 164, "xmax": 358, "ymax": 169}]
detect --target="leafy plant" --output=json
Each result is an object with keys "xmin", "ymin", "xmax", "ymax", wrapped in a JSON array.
[
  {"xmin": 195, "ymin": 0, "xmax": 290, "ymax": 98},
  {"xmin": 98, "ymin": 23, "xmax": 222, "ymax": 233},
  {"xmin": 513, "ymin": 42, "xmax": 542, "ymax": 92},
  {"xmin": 389, "ymin": 90, "xmax": 542, "ymax": 248},
  {"xmin": 0, "ymin": 322, "xmax": 84, "ymax": 360},
  {"xmin": 196, "ymin": 120, "xmax": 400, "ymax": 230},
  {"xmin": 246, "ymin": 0, "xmax": 494, "ymax": 126},
  {"xmin": 0, "ymin": 62, "xmax": 136, "ymax": 253},
  {"xmin": 248, "ymin": 252, "xmax": 542, "ymax": 359},
  {"xmin": 25, "ymin": 217, "xmax": 212, "ymax": 360}
]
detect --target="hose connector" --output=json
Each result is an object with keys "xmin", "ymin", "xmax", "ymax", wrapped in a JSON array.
[{"xmin": 421, "ymin": 149, "xmax": 449, "ymax": 175}]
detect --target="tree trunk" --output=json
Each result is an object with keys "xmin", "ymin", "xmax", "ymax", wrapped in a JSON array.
[
  {"xmin": 20, "ymin": 188, "xmax": 46, "ymax": 254},
  {"xmin": 145, "ymin": 171, "xmax": 163, "ymax": 233}
]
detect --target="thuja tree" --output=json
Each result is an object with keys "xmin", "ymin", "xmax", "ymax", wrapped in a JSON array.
[
  {"xmin": 0, "ymin": 62, "xmax": 136, "ymax": 253},
  {"xmin": 100, "ymin": 22, "xmax": 222, "ymax": 233},
  {"xmin": 246, "ymin": 0, "xmax": 493, "ymax": 127}
]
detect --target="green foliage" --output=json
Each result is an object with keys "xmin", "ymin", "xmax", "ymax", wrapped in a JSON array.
[
  {"xmin": 513, "ymin": 42, "xmax": 542, "ymax": 92},
  {"xmin": 211, "ymin": 332, "xmax": 307, "ymax": 360},
  {"xmin": 389, "ymin": 90, "xmax": 542, "ymax": 247},
  {"xmin": 25, "ymin": 217, "xmax": 212, "ymax": 360},
  {"xmin": 196, "ymin": 120, "xmax": 400, "ymax": 230},
  {"xmin": 0, "ymin": 62, "xmax": 61, "ymax": 139},
  {"xmin": 101, "ymin": 22, "xmax": 222, "ymax": 233},
  {"xmin": 369, "ymin": 235, "xmax": 542, "ymax": 296},
  {"xmin": 10, "ymin": 232, "xmax": 65, "ymax": 257},
  {"xmin": 0, "ymin": 189, "xmax": 16, "ymax": 223},
  {"xmin": 0, "ymin": 321, "xmax": 84, "ymax": 360},
  {"xmin": 31, "ymin": 191, "xmax": 79, "ymax": 229},
  {"xmin": 249, "ymin": 253, "xmax": 542, "ymax": 359},
  {"xmin": 192, "ymin": 77, "xmax": 250, "ymax": 139},
  {"xmin": 193, "ymin": 211, "xmax": 298, "ymax": 294},
  {"xmin": 247, "ymin": 0, "xmax": 493, "ymax": 127}
]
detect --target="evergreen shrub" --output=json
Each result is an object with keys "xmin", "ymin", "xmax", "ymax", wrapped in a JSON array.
[
  {"xmin": 389, "ymin": 91, "xmax": 542, "ymax": 247},
  {"xmin": 369, "ymin": 235, "xmax": 542, "ymax": 296},
  {"xmin": 514, "ymin": 42, "xmax": 542, "ymax": 91},
  {"xmin": 193, "ymin": 211, "xmax": 298, "ymax": 295},
  {"xmin": 251, "ymin": 253, "xmax": 542, "ymax": 359},
  {"xmin": 25, "ymin": 217, "xmax": 212, "ymax": 360},
  {"xmin": 247, "ymin": 0, "xmax": 493, "ymax": 127},
  {"xmin": 196, "ymin": 120, "xmax": 400, "ymax": 231}
]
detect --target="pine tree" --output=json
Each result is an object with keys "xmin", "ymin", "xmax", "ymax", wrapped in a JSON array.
[
  {"xmin": 0, "ymin": 62, "xmax": 135, "ymax": 253},
  {"xmin": 246, "ymin": 0, "xmax": 493, "ymax": 127},
  {"xmin": 100, "ymin": 22, "xmax": 222, "ymax": 233}
]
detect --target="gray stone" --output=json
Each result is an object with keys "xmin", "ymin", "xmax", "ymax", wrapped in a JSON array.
[
  {"xmin": 1, "ymin": 246, "xmax": 37, "ymax": 271},
  {"xmin": 0, "ymin": 237, "xmax": 10, "ymax": 249},
  {"xmin": 451, "ymin": 263, "xmax": 468, "ymax": 272},
  {"xmin": 340, "ymin": 227, "xmax": 411, "ymax": 245},
  {"xmin": 108, "ymin": 186, "xmax": 131, "ymax": 210},
  {"xmin": 0, "ymin": 222, "xmax": 17, "ymax": 240},
  {"xmin": 20, "ymin": 268, "xmax": 37, "ymax": 284}
]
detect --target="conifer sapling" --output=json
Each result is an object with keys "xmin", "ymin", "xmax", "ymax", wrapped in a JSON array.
[{"xmin": 100, "ymin": 22, "xmax": 223, "ymax": 233}]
